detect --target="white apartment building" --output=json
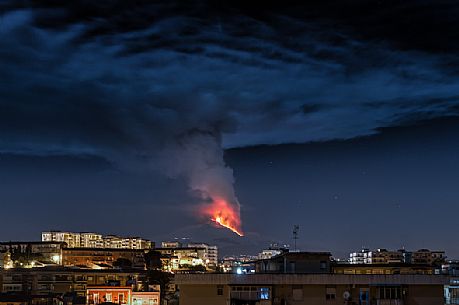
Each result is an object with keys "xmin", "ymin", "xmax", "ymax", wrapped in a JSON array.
[
  {"xmin": 41, "ymin": 231, "xmax": 152, "ymax": 250},
  {"xmin": 349, "ymin": 248, "xmax": 446, "ymax": 265},
  {"xmin": 42, "ymin": 231, "xmax": 81, "ymax": 248},
  {"xmin": 187, "ymin": 243, "xmax": 218, "ymax": 267},
  {"xmin": 258, "ymin": 249, "xmax": 283, "ymax": 260}
]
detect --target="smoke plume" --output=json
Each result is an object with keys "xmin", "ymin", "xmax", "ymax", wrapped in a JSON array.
[{"xmin": 2, "ymin": 1, "xmax": 459, "ymax": 234}]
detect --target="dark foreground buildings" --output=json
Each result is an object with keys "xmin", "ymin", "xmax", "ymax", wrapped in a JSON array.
[
  {"xmin": 176, "ymin": 252, "xmax": 451, "ymax": 305},
  {"xmin": 176, "ymin": 273, "xmax": 447, "ymax": 305}
]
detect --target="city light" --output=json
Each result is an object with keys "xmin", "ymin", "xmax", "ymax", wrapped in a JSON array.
[{"xmin": 52, "ymin": 255, "xmax": 61, "ymax": 264}]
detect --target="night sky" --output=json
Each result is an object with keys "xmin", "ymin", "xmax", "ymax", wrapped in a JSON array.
[{"xmin": 1, "ymin": 1, "xmax": 459, "ymax": 258}]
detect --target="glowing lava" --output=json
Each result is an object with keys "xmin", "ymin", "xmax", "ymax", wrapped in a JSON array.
[{"xmin": 202, "ymin": 197, "xmax": 244, "ymax": 236}]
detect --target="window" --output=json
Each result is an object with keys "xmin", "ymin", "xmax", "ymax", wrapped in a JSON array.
[
  {"xmin": 106, "ymin": 293, "xmax": 112, "ymax": 302},
  {"xmin": 320, "ymin": 261, "xmax": 327, "ymax": 270},
  {"xmin": 292, "ymin": 285, "xmax": 303, "ymax": 301},
  {"xmin": 360, "ymin": 288, "xmax": 369, "ymax": 305},
  {"xmin": 217, "ymin": 285, "xmax": 224, "ymax": 296},
  {"xmin": 260, "ymin": 288, "xmax": 270, "ymax": 300},
  {"xmin": 326, "ymin": 287, "xmax": 336, "ymax": 300},
  {"xmin": 94, "ymin": 293, "xmax": 99, "ymax": 304},
  {"xmin": 118, "ymin": 293, "xmax": 124, "ymax": 303},
  {"xmin": 379, "ymin": 286, "xmax": 402, "ymax": 299}
]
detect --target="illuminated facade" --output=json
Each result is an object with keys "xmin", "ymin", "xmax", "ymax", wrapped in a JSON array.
[
  {"xmin": 86, "ymin": 286, "xmax": 160, "ymax": 305},
  {"xmin": 156, "ymin": 247, "xmax": 210, "ymax": 272},
  {"xmin": 187, "ymin": 243, "xmax": 218, "ymax": 268},
  {"xmin": 0, "ymin": 242, "xmax": 65, "ymax": 267},
  {"xmin": 42, "ymin": 231, "xmax": 152, "ymax": 250},
  {"xmin": 349, "ymin": 248, "xmax": 446, "ymax": 265},
  {"xmin": 155, "ymin": 242, "xmax": 219, "ymax": 272}
]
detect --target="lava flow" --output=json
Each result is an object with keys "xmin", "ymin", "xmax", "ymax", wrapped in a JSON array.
[{"xmin": 203, "ymin": 197, "xmax": 244, "ymax": 236}]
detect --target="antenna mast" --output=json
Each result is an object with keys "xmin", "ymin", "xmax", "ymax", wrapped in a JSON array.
[{"xmin": 293, "ymin": 225, "xmax": 299, "ymax": 251}]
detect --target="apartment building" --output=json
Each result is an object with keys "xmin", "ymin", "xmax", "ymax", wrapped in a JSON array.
[
  {"xmin": 0, "ymin": 242, "xmax": 66, "ymax": 267},
  {"xmin": 62, "ymin": 248, "xmax": 147, "ymax": 269},
  {"xmin": 349, "ymin": 248, "xmax": 446, "ymax": 266},
  {"xmin": 41, "ymin": 232, "xmax": 152, "ymax": 250},
  {"xmin": 256, "ymin": 252, "xmax": 332, "ymax": 274},
  {"xmin": 333, "ymin": 263, "xmax": 435, "ymax": 275},
  {"xmin": 86, "ymin": 286, "xmax": 159, "ymax": 305},
  {"xmin": 1, "ymin": 267, "xmax": 147, "ymax": 299},
  {"xmin": 155, "ymin": 243, "xmax": 219, "ymax": 272},
  {"xmin": 175, "ymin": 273, "xmax": 448, "ymax": 305},
  {"xmin": 187, "ymin": 243, "xmax": 218, "ymax": 268}
]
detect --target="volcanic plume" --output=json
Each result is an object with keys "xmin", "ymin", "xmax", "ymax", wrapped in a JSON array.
[{"xmin": 161, "ymin": 131, "xmax": 244, "ymax": 236}]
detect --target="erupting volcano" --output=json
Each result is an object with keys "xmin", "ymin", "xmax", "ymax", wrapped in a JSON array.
[{"xmin": 202, "ymin": 197, "xmax": 244, "ymax": 236}]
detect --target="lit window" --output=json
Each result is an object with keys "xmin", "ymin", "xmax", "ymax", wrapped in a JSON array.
[{"xmin": 259, "ymin": 288, "xmax": 270, "ymax": 300}]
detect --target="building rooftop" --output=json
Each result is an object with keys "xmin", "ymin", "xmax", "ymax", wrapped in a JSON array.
[
  {"xmin": 0, "ymin": 241, "xmax": 67, "ymax": 245},
  {"xmin": 1, "ymin": 266, "xmax": 147, "ymax": 274},
  {"xmin": 175, "ymin": 273, "xmax": 449, "ymax": 285}
]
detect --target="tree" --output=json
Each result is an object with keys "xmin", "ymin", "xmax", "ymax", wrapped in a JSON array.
[
  {"xmin": 113, "ymin": 258, "xmax": 132, "ymax": 268},
  {"xmin": 146, "ymin": 270, "xmax": 173, "ymax": 305},
  {"xmin": 145, "ymin": 250, "xmax": 162, "ymax": 270}
]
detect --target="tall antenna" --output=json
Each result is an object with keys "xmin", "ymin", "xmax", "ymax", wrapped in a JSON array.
[{"xmin": 293, "ymin": 225, "xmax": 299, "ymax": 251}]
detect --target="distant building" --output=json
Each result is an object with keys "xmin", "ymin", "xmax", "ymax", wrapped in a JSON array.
[
  {"xmin": 187, "ymin": 243, "xmax": 218, "ymax": 268},
  {"xmin": 155, "ymin": 247, "xmax": 209, "ymax": 272},
  {"xmin": 258, "ymin": 249, "xmax": 283, "ymax": 260},
  {"xmin": 256, "ymin": 252, "xmax": 332, "ymax": 274},
  {"xmin": 42, "ymin": 231, "xmax": 82, "ymax": 248},
  {"xmin": 411, "ymin": 249, "xmax": 446, "ymax": 265},
  {"xmin": 349, "ymin": 248, "xmax": 369, "ymax": 264},
  {"xmin": 443, "ymin": 260, "xmax": 459, "ymax": 276},
  {"xmin": 0, "ymin": 242, "xmax": 66, "ymax": 267},
  {"xmin": 41, "ymin": 231, "xmax": 152, "ymax": 250},
  {"xmin": 157, "ymin": 249, "xmax": 210, "ymax": 272},
  {"xmin": 161, "ymin": 241, "xmax": 182, "ymax": 248},
  {"xmin": 257, "ymin": 243, "xmax": 289, "ymax": 260},
  {"xmin": 62, "ymin": 248, "xmax": 147, "ymax": 269},
  {"xmin": 155, "ymin": 242, "xmax": 219, "ymax": 272},
  {"xmin": 0, "ymin": 241, "xmax": 149, "ymax": 270},
  {"xmin": 349, "ymin": 248, "xmax": 446, "ymax": 266},
  {"xmin": 0, "ymin": 251, "xmax": 11, "ymax": 269},
  {"xmin": 333, "ymin": 262, "xmax": 436, "ymax": 275},
  {"xmin": 80, "ymin": 233, "xmax": 104, "ymax": 248}
]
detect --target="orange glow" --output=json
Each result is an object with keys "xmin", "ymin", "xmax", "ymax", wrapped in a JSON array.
[{"xmin": 202, "ymin": 197, "xmax": 243, "ymax": 236}]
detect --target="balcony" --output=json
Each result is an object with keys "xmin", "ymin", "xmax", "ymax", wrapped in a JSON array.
[
  {"xmin": 230, "ymin": 292, "xmax": 267, "ymax": 301},
  {"xmin": 376, "ymin": 300, "xmax": 403, "ymax": 305}
]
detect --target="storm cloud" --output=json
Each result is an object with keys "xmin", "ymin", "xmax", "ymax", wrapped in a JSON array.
[{"xmin": 1, "ymin": 1, "xmax": 459, "ymax": 231}]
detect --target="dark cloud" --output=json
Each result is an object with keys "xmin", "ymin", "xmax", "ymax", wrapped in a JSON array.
[{"xmin": 1, "ymin": 1, "xmax": 459, "ymax": 235}]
